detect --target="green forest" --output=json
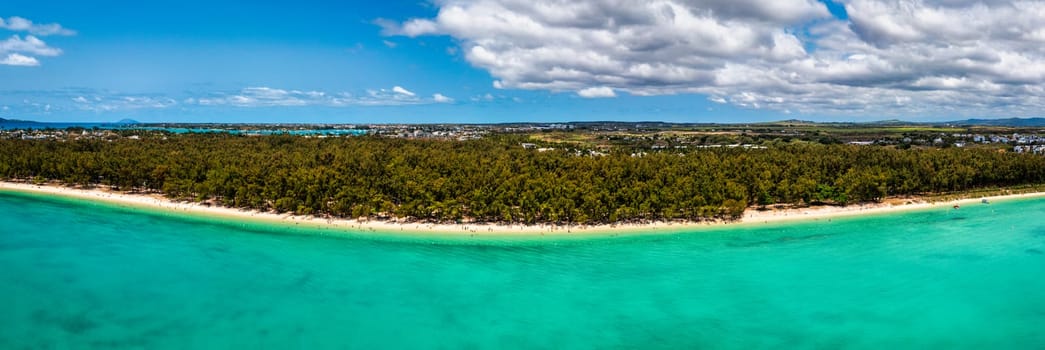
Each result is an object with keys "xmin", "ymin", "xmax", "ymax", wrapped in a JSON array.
[{"xmin": 2, "ymin": 134, "xmax": 1044, "ymax": 224}]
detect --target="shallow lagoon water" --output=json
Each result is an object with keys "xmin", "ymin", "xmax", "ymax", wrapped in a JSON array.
[{"xmin": 1, "ymin": 191, "xmax": 1044, "ymax": 349}]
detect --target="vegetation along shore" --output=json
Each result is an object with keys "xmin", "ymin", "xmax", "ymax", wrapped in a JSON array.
[{"xmin": 2, "ymin": 125, "xmax": 1044, "ymax": 233}]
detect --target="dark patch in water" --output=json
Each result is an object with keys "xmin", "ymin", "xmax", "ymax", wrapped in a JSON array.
[
  {"xmin": 0, "ymin": 242, "xmax": 57, "ymax": 252},
  {"xmin": 1026, "ymin": 248, "xmax": 1043, "ymax": 255},
  {"xmin": 32, "ymin": 309, "xmax": 98, "ymax": 335},
  {"xmin": 440, "ymin": 310, "xmax": 462, "ymax": 328},
  {"xmin": 727, "ymin": 234, "xmax": 832, "ymax": 248},
  {"xmin": 90, "ymin": 338, "xmax": 151, "ymax": 349},
  {"xmin": 293, "ymin": 271, "xmax": 314, "ymax": 287},
  {"xmin": 228, "ymin": 310, "xmax": 246, "ymax": 321},
  {"xmin": 950, "ymin": 217, "xmax": 966, "ymax": 221},
  {"xmin": 60, "ymin": 315, "xmax": 97, "ymax": 334}
]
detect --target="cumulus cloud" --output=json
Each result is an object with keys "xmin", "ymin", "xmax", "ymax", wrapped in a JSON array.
[
  {"xmin": 385, "ymin": 0, "xmax": 1045, "ymax": 117},
  {"xmin": 433, "ymin": 93, "xmax": 454, "ymax": 103},
  {"xmin": 0, "ymin": 16, "xmax": 76, "ymax": 36},
  {"xmin": 392, "ymin": 85, "xmax": 416, "ymax": 96},
  {"xmin": 577, "ymin": 86, "xmax": 616, "ymax": 98},
  {"xmin": 0, "ymin": 17, "xmax": 74, "ymax": 66},
  {"xmin": 0, "ymin": 53, "xmax": 38, "ymax": 66},
  {"xmin": 0, "ymin": 35, "xmax": 62, "ymax": 57}
]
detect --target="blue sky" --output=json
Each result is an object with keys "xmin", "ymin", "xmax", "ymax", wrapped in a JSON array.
[{"xmin": 2, "ymin": 1, "xmax": 1044, "ymax": 123}]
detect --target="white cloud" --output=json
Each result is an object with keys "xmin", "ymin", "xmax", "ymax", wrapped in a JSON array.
[
  {"xmin": 0, "ymin": 53, "xmax": 39, "ymax": 66},
  {"xmin": 0, "ymin": 35, "xmax": 61, "ymax": 56},
  {"xmin": 433, "ymin": 93, "xmax": 453, "ymax": 103},
  {"xmin": 71, "ymin": 94, "xmax": 176, "ymax": 112},
  {"xmin": 385, "ymin": 0, "xmax": 1045, "ymax": 118},
  {"xmin": 0, "ymin": 34, "xmax": 64, "ymax": 67},
  {"xmin": 197, "ymin": 87, "xmax": 312, "ymax": 107},
  {"xmin": 386, "ymin": 0, "xmax": 826, "ymax": 91},
  {"xmin": 471, "ymin": 93, "xmax": 512, "ymax": 102},
  {"xmin": 0, "ymin": 16, "xmax": 75, "ymax": 36},
  {"xmin": 0, "ymin": 17, "xmax": 74, "ymax": 67},
  {"xmin": 577, "ymin": 86, "xmax": 616, "ymax": 98},
  {"xmin": 392, "ymin": 86, "xmax": 416, "ymax": 96},
  {"xmin": 193, "ymin": 86, "xmax": 448, "ymax": 107}
]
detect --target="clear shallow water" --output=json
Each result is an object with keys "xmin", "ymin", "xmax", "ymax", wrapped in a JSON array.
[{"xmin": 1, "ymin": 191, "xmax": 1044, "ymax": 349}]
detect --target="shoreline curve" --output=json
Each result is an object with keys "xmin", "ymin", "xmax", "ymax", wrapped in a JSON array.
[{"xmin": 1, "ymin": 181, "xmax": 1043, "ymax": 237}]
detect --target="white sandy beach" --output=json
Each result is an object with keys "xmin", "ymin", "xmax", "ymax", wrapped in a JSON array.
[{"xmin": 2, "ymin": 181, "xmax": 1043, "ymax": 236}]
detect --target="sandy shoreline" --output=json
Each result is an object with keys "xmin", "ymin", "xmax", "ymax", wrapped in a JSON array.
[{"xmin": 2, "ymin": 181, "xmax": 1043, "ymax": 236}]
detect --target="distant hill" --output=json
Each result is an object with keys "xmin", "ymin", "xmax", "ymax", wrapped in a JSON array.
[
  {"xmin": 945, "ymin": 118, "xmax": 1045, "ymax": 127},
  {"xmin": 1, "ymin": 117, "xmax": 140, "ymax": 125},
  {"xmin": 867, "ymin": 119, "xmax": 912, "ymax": 125},
  {"xmin": 0, "ymin": 118, "xmax": 128, "ymax": 130},
  {"xmin": 0, "ymin": 118, "xmax": 46, "ymax": 129},
  {"xmin": 767, "ymin": 119, "xmax": 819, "ymax": 125},
  {"xmin": 0, "ymin": 117, "xmax": 41, "ymax": 124}
]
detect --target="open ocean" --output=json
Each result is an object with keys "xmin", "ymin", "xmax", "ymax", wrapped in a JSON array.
[{"xmin": 1, "ymin": 190, "xmax": 1043, "ymax": 349}]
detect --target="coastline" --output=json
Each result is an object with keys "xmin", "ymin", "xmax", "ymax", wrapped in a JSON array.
[{"xmin": 2, "ymin": 181, "xmax": 1043, "ymax": 236}]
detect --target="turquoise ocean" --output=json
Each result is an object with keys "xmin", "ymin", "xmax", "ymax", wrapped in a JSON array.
[{"xmin": 1, "ymin": 190, "xmax": 1044, "ymax": 349}]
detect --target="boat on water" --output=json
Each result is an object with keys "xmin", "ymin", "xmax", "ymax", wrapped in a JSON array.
[{"xmin": 982, "ymin": 198, "xmax": 990, "ymax": 204}]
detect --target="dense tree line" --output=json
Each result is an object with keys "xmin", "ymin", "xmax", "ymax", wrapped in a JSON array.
[{"xmin": 1, "ymin": 133, "xmax": 1043, "ymax": 224}]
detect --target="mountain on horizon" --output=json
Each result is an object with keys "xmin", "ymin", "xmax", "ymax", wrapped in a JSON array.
[
  {"xmin": 0, "ymin": 117, "xmax": 40, "ymax": 124},
  {"xmin": 771, "ymin": 119, "xmax": 818, "ymax": 125},
  {"xmin": 868, "ymin": 119, "xmax": 911, "ymax": 125},
  {"xmin": 945, "ymin": 117, "xmax": 1045, "ymax": 127}
]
